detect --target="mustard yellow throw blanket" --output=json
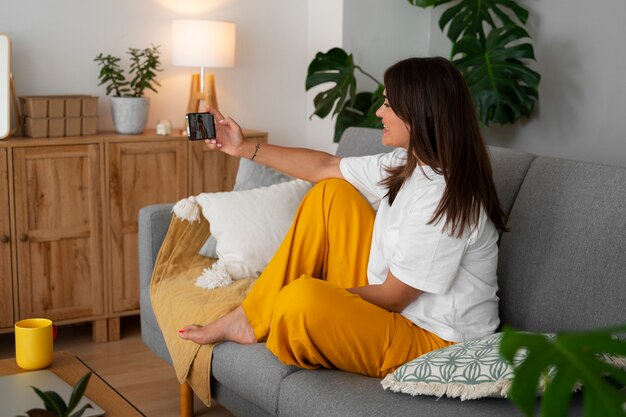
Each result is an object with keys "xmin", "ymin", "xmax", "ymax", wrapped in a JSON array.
[{"xmin": 150, "ymin": 215, "xmax": 255, "ymax": 406}]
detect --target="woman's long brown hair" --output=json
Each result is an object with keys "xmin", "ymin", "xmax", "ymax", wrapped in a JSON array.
[{"xmin": 380, "ymin": 57, "xmax": 507, "ymax": 237}]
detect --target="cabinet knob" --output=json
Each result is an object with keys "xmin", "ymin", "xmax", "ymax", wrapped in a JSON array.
[
  {"xmin": 19, "ymin": 233, "xmax": 28, "ymax": 242},
  {"xmin": 0, "ymin": 235, "xmax": 8, "ymax": 243}
]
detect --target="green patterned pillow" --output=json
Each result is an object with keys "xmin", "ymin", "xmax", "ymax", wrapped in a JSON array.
[
  {"xmin": 381, "ymin": 332, "xmax": 626, "ymax": 401},
  {"xmin": 381, "ymin": 332, "xmax": 525, "ymax": 400}
]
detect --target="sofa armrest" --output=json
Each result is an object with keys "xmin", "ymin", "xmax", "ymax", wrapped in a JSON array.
[
  {"xmin": 138, "ymin": 203, "xmax": 174, "ymax": 289},
  {"xmin": 138, "ymin": 203, "xmax": 174, "ymax": 363}
]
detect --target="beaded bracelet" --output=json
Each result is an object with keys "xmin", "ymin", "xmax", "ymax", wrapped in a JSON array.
[{"xmin": 251, "ymin": 143, "xmax": 261, "ymax": 161}]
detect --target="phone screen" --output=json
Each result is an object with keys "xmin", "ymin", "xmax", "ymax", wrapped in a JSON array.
[{"xmin": 186, "ymin": 112, "xmax": 216, "ymax": 140}]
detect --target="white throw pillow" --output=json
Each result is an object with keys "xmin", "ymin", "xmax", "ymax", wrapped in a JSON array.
[
  {"xmin": 194, "ymin": 179, "xmax": 312, "ymax": 286},
  {"xmin": 198, "ymin": 160, "xmax": 293, "ymax": 258}
]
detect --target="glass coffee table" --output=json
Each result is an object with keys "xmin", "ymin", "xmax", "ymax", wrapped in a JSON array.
[{"xmin": 0, "ymin": 351, "xmax": 145, "ymax": 416}]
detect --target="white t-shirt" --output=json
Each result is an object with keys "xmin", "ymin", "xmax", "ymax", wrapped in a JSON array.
[{"xmin": 340, "ymin": 148, "xmax": 500, "ymax": 342}]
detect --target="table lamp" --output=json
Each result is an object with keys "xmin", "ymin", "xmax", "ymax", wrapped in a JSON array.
[{"xmin": 172, "ymin": 20, "xmax": 236, "ymax": 113}]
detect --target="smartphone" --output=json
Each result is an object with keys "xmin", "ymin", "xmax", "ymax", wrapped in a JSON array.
[{"xmin": 186, "ymin": 112, "xmax": 216, "ymax": 140}]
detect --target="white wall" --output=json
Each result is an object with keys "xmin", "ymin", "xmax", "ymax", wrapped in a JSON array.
[
  {"xmin": 430, "ymin": 0, "xmax": 626, "ymax": 168},
  {"xmin": 305, "ymin": 0, "xmax": 343, "ymax": 154},
  {"xmin": 343, "ymin": 0, "xmax": 430, "ymax": 86},
  {"xmin": 0, "ymin": 0, "xmax": 308, "ymax": 147}
]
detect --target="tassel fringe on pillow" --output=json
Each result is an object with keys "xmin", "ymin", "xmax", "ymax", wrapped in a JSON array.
[{"xmin": 172, "ymin": 196, "xmax": 200, "ymax": 222}]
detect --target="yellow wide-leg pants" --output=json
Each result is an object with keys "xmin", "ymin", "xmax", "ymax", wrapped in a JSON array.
[{"xmin": 241, "ymin": 179, "xmax": 452, "ymax": 378}]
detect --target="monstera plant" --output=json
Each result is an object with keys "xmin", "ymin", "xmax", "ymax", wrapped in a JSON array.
[
  {"xmin": 306, "ymin": 48, "xmax": 384, "ymax": 143},
  {"xmin": 306, "ymin": 0, "xmax": 540, "ymax": 141},
  {"xmin": 408, "ymin": 0, "xmax": 540, "ymax": 125},
  {"xmin": 501, "ymin": 325, "xmax": 626, "ymax": 417}
]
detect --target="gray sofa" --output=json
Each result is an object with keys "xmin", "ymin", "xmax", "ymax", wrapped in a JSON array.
[{"xmin": 138, "ymin": 127, "xmax": 626, "ymax": 417}]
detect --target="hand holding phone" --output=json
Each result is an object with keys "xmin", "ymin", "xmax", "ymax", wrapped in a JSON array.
[{"xmin": 186, "ymin": 112, "xmax": 216, "ymax": 140}]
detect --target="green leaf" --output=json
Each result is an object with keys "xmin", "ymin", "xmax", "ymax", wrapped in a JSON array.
[
  {"xmin": 501, "ymin": 324, "xmax": 626, "ymax": 417},
  {"xmin": 305, "ymin": 48, "xmax": 358, "ymax": 119},
  {"xmin": 67, "ymin": 372, "xmax": 91, "ymax": 414},
  {"xmin": 406, "ymin": 0, "xmax": 452, "ymax": 8},
  {"xmin": 69, "ymin": 404, "xmax": 93, "ymax": 417},
  {"xmin": 437, "ymin": 0, "xmax": 531, "ymax": 43},
  {"xmin": 540, "ymin": 366, "xmax": 577, "ymax": 417},
  {"xmin": 31, "ymin": 388, "xmax": 66, "ymax": 416},
  {"xmin": 501, "ymin": 332, "xmax": 553, "ymax": 416},
  {"xmin": 451, "ymin": 25, "xmax": 540, "ymax": 125},
  {"xmin": 24, "ymin": 409, "xmax": 57, "ymax": 417},
  {"xmin": 333, "ymin": 85, "xmax": 384, "ymax": 142}
]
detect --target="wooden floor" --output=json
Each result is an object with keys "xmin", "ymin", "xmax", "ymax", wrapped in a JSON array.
[{"xmin": 0, "ymin": 316, "xmax": 234, "ymax": 417}]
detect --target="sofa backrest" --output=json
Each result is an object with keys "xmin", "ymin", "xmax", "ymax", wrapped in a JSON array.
[
  {"xmin": 497, "ymin": 156, "xmax": 626, "ymax": 333},
  {"xmin": 336, "ymin": 127, "xmax": 396, "ymax": 157}
]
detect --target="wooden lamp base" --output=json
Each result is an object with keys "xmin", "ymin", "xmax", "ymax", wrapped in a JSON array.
[{"xmin": 186, "ymin": 73, "xmax": 218, "ymax": 113}]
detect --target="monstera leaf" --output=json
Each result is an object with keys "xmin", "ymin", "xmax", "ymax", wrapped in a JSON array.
[
  {"xmin": 333, "ymin": 86, "xmax": 385, "ymax": 143},
  {"xmin": 407, "ymin": 0, "xmax": 539, "ymax": 126},
  {"xmin": 306, "ymin": 48, "xmax": 383, "ymax": 142},
  {"xmin": 452, "ymin": 25, "xmax": 540, "ymax": 125},
  {"xmin": 500, "ymin": 325, "xmax": 626, "ymax": 417},
  {"xmin": 408, "ymin": 0, "xmax": 528, "ymax": 39},
  {"xmin": 437, "ymin": 0, "xmax": 529, "ymax": 42},
  {"xmin": 306, "ymin": 48, "xmax": 357, "ymax": 119}
]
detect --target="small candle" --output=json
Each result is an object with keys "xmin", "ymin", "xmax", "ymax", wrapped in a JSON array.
[{"xmin": 156, "ymin": 119, "xmax": 172, "ymax": 136}]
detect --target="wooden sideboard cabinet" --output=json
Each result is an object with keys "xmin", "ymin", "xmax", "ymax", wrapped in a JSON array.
[
  {"xmin": 108, "ymin": 138, "xmax": 188, "ymax": 317},
  {"xmin": 0, "ymin": 129, "xmax": 268, "ymax": 342},
  {"xmin": 0, "ymin": 148, "xmax": 13, "ymax": 329},
  {"xmin": 13, "ymin": 144, "xmax": 105, "ymax": 325}
]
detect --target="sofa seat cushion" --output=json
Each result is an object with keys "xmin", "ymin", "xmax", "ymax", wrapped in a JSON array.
[
  {"xmin": 277, "ymin": 368, "xmax": 583, "ymax": 417},
  {"xmin": 212, "ymin": 342, "xmax": 300, "ymax": 416}
]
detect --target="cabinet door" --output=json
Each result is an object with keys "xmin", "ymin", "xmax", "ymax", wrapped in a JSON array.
[
  {"xmin": 189, "ymin": 130, "xmax": 268, "ymax": 195},
  {"xmin": 108, "ymin": 140, "xmax": 188, "ymax": 313},
  {"xmin": 0, "ymin": 148, "xmax": 13, "ymax": 328},
  {"xmin": 13, "ymin": 144, "xmax": 104, "ymax": 321}
]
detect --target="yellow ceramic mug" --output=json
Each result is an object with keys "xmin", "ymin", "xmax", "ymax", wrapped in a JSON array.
[{"xmin": 15, "ymin": 318, "xmax": 54, "ymax": 370}]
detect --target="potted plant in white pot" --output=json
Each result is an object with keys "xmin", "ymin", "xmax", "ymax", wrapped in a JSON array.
[{"xmin": 94, "ymin": 45, "xmax": 162, "ymax": 134}]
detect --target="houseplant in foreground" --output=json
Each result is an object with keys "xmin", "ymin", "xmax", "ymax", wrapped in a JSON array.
[
  {"xmin": 94, "ymin": 45, "xmax": 162, "ymax": 134},
  {"xmin": 501, "ymin": 324, "xmax": 626, "ymax": 416},
  {"xmin": 18, "ymin": 372, "xmax": 93, "ymax": 417}
]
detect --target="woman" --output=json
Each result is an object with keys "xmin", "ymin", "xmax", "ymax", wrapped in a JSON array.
[{"xmin": 179, "ymin": 57, "xmax": 507, "ymax": 378}]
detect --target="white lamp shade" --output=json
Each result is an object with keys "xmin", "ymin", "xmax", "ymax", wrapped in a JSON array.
[{"xmin": 172, "ymin": 20, "xmax": 236, "ymax": 68}]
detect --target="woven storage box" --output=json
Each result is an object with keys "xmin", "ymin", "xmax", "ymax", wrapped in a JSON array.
[
  {"xmin": 65, "ymin": 117, "xmax": 82, "ymax": 136},
  {"xmin": 21, "ymin": 97, "xmax": 48, "ymax": 118},
  {"xmin": 20, "ymin": 95, "xmax": 99, "ymax": 137},
  {"xmin": 24, "ymin": 118, "xmax": 48, "ymax": 138},
  {"xmin": 82, "ymin": 116, "xmax": 98, "ymax": 135},
  {"xmin": 48, "ymin": 118, "xmax": 65, "ymax": 137},
  {"xmin": 64, "ymin": 97, "xmax": 82, "ymax": 117}
]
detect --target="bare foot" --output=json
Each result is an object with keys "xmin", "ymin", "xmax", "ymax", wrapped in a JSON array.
[{"xmin": 178, "ymin": 306, "xmax": 256, "ymax": 345}]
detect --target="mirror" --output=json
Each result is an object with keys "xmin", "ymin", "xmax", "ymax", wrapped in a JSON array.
[{"xmin": 0, "ymin": 34, "xmax": 10, "ymax": 139}]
